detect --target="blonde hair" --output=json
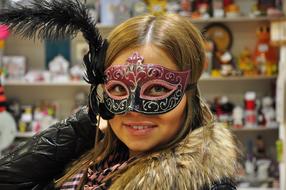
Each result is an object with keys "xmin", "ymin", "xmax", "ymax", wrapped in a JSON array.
[{"xmin": 56, "ymin": 13, "xmax": 212, "ymax": 188}]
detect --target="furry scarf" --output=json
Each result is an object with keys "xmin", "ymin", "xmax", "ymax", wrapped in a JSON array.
[{"xmin": 110, "ymin": 123, "xmax": 239, "ymax": 190}]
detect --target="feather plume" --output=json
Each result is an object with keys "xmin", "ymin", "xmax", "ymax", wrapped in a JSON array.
[
  {"xmin": 0, "ymin": 0, "xmax": 100, "ymax": 42},
  {"xmin": 0, "ymin": 0, "xmax": 105, "ymax": 85},
  {"xmin": 0, "ymin": 0, "xmax": 103, "ymax": 84},
  {"xmin": 0, "ymin": 0, "xmax": 109, "ymax": 121}
]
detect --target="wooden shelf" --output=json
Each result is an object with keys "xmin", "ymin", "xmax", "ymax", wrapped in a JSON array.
[
  {"xmin": 238, "ymin": 188, "xmax": 279, "ymax": 190},
  {"xmin": 16, "ymin": 132, "xmax": 36, "ymax": 138},
  {"xmin": 3, "ymin": 76, "xmax": 276, "ymax": 87},
  {"xmin": 97, "ymin": 16, "xmax": 286, "ymax": 31},
  {"xmin": 190, "ymin": 16, "xmax": 286, "ymax": 23},
  {"xmin": 199, "ymin": 75, "xmax": 277, "ymax": 82},
  {"xmin": 231, "ymin": 127, "xmax": 279, "ymax": 132},
  {"xmin": 3, "ymin": 80, "xmax": 90, "ymax": 87}
]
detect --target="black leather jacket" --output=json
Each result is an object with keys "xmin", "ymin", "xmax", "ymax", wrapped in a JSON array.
[
  {"xmin": 0, "ymin": 106, "xmax": 95, "ymax": 190},
  {"xmin": 0, "ymin": 107, "xmax": 236, "ymax": 190}
]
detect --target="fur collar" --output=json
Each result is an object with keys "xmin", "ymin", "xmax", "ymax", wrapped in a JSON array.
[{"xmin": 110, "ymin": 123, "xmax": 239, "ymax": 190}]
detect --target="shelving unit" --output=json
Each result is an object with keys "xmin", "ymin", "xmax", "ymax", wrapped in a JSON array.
[
  {"xmin": 3, "ymin": 75, "xmax": 276, "ymax": 85},
  {"xmin": 232, "ymin": 127, "xmax": 279, "ymax": 132},
  {"xmin": 4, "ymin": 75, "xmax": 276, "ymax": 119},
  {"xmin": 238, "ymin": 188, "xmax": 279, "ymax": 190},
  {"xmin": 16, "ymin": 131, "xmax": 36, "ymax": 138},
  {"xmin": 97, "ymin": 16, "xmax": 286, "ymax": 30},
  {"xmin": 3, "ymin": 80, "xmax": 89, "ymax": 87},
  {"xmin": 2, "ymin": 3, "xmax": 284, "ymax": 187}
]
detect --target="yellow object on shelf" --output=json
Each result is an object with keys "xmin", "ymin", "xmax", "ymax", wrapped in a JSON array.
[
  {"xmin": 211, "ymin": 69, "xmax": 221, "ymax": 77},
  {"xmin": 0, "ymin": 40, "xmax": 4, "ymax": 49},
  {"xmin": 276, "ymin": 139, "xmax": 283, "ymax": 162},
  {"xmin": 18, "ymin": 121, "xmax": 27, "ymax": 133},
  {"xmin": 145, "ymin": 0, "xmax": 167, "ymax": 15}
]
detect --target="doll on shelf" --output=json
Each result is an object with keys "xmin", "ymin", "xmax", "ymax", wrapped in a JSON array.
[{"xmin": 238, "ymin": 47, "xmax": 258, "ymax": 76}]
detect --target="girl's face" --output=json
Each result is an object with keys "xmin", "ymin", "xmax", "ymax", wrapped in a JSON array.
[{"xmin": 107, "ymin": 45, "xmax": 187, "ymax": 156}]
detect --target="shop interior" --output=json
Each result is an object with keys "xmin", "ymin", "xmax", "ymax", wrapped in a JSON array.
[{"xmin": 0, "ymin": 0, "xmax": 285, "ymax": 189}]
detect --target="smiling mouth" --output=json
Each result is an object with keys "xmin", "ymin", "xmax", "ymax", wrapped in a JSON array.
[
  {"xmin": 126, "ymin": 125, "xmax": 156, "ymax": 130},
  {"xmin": 123, "ymin": 122, "xmax": 157, "ymax": 131}
]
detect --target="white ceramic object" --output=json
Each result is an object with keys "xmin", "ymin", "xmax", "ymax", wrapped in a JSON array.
[{"xmin": 0, "ymin": 111, "xmax": 17, "ymax": 152}]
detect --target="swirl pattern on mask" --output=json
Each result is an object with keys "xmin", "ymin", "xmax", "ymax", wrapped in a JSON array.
[{"xmin": 103, "ymin": 52, "xmax": 190, "ymax": 115}]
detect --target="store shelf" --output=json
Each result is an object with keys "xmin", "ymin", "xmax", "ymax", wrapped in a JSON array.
[
  {"xmin": 3, "ymin": 76, "xmax": 276, "ymax": 87},
  {"xmin": 97, "ymin": 16, "xmax": 286, "ymax": 31},
  {"xmin": 190, "ymin": 16, "xmax": 286, "ymax": 23},
  {"xmin": 238, "ymin": 188, "xmax": 279, "ymax": 190},
  {"xmin": 16, "ymin": 132, "xmax": 36, "ymax": 138},
  {"xmin": 3, "ymin": 80, "xmax": 90, "ymax": 87},
  {"xmin": 232, "ymin": 127, "xmax": 279, "ymax": 132},
  {"xmin": 200, "ymin": 75, "xmax": 277, "ymax": 82}
]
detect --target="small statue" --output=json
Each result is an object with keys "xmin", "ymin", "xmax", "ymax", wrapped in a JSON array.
[
  {"xmin": 238, "ymin": 47, "xmax": 257, "ymax": 76},
  {"xmin": 261, "ymin": 96, "xmax": 278, "ymax": 128}
]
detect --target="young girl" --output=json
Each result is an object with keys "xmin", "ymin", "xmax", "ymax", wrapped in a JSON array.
[{"xmin": 0, "ymin": 0, "xmax": 239, "ymax": 189}]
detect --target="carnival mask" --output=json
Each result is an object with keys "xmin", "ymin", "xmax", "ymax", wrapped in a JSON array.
[{"xmin": 103, "ymin": 52, "xmax": 190, "ymax": 115}]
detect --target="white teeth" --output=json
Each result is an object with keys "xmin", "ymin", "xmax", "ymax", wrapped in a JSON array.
[{"xmin": 131, "ymin": 126, "xmax": 150, "ymax": 130}]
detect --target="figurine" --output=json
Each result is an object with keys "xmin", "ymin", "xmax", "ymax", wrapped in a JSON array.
[
  {"xmin": 224, "ymin": 0, "xmax": 240, "ymax": 18},
  {"xmin": 145, "ymin": 0, "xmax": 167, "ymax": 15},
  {"xmin": 70, "ymin": 64, "xmax": 85, "ymax": 81},
  {"xmin": 48, "ymin": 55, "xmax": 70, "ymax": 82},
  {"xmin": 179, "ymin": 0, "xmax": 191, "ymax": 16},
  {"xmin": 212, "ymin": 0, "xmax": 224, "ymax": 18},
  {"xmin": 215, "ymin": 51, "xmax": 235, "ymax": 76},
  {"xmin": 232, "ymin": 106, "xmax": 244, "ymax": 129},
  {"xmin": 132, "ymin": 0, "xmax": 147, "ymax": 16},
  {"xmin": 238, "ymin": 47, "xmax": 257, "ymax": 76},
  {"xmin": 253, "ymin": 26, "xmax": 278, "ymax": 76},
  {"xmin": 244, "ymin": 91, "xmax": 257, "ymax": 128},
  {"xmin": 210, "ymin": 96, "xmax": 234, "ymax": 126},
  {"xmin": 261, "ymin": 96, "xmax": 278, "ymax": 128}
]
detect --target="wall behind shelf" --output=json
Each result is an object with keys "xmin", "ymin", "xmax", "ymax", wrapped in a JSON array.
[
  {"xmin": 4, "ymin": 19, "xmax": 273, "ymax": 71},
  {"xmin": 5, "ymin": 85, "xmax": 89, "ymax": 119},
  {"xmin": 5, "ymin": 35, "xmax": 45, "ymax": 70}
]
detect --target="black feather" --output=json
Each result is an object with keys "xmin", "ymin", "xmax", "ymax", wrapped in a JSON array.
[
  {"xmin": 0, "ymin": 0, "xmax": 110, "ymax": 121},
  {"xmin": 0, "ymin": 0, "xmax": 105, "ymax": 85},
  {"xmin": 0, "ymin": 0, "xmax": 100, "ymax": 42}
]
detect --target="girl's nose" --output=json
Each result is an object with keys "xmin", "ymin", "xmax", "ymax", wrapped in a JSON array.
[{"xmin": 125, "ymin": 111, "xmax": 143, "ymax": 117}]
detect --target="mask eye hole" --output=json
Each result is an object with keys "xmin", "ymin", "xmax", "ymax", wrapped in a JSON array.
[
  {"xmin": 105, "ymin": 81, "xmax": 129, "ymax": 100},
  {"xmin": 144, "ymin": 85, "xmax": 170, "ymax": 97},
  {"xmin": 141, "ymin": 80, "xmax": 177, "ymax": 100}
]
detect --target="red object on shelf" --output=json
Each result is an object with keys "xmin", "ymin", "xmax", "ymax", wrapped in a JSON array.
[
  {"xmin": 245, "ymin": 100, "xmax": 255, "ymax": 110},
  {"xmin": 0, "ymin": 24, "xmax": 10, "ymax": 40},
  {"xmin": 223, "ymin": 0, "xmax": 233, "ymax": 7},
  {"xmin": 253, "ymin": 26, "xmax": 278, "ymax": 75},
  {"xmin": 244, "ymin": 92, "xmax": 257, "ymax": 128},
  {"xmin": 0, "ymin": 85, "xmax": 7, "ymax": 112}
]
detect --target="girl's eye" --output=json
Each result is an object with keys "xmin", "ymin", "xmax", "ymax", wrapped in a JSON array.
[
  {"xmin": 107, "ymin": 85, "xmax": 127, "ymax": 96},
  {"xmin": 144, "ymin": 85, "xmax": 171, "ymax": 97}
]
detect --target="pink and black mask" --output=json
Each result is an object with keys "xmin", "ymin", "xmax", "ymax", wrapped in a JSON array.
[{"xmin": 103, "ymin": 52, "xmax": 191, "ymax": 115}]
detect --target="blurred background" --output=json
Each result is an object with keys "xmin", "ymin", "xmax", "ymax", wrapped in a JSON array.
[{"xmin": 0, "ymin": 0, "xmax": 285, "ymax": 189}]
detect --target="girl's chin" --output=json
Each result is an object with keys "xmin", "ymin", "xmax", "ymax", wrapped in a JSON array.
[{"xmin": 126, "ymin": 143, "xmax": 155, "ymax": 155}]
